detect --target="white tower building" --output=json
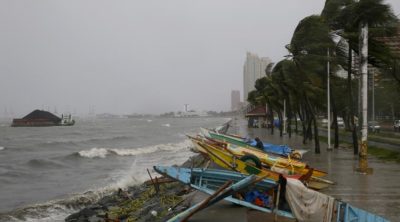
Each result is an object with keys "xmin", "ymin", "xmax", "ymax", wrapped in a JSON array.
[{"xmin": 243, "ymin": 52, "xmax": 272, "ymax": 102}]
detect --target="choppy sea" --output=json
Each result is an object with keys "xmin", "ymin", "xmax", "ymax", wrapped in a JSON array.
[{"xmin": 0, "ymin": 116, "xmax": 230, "ymax": 221}]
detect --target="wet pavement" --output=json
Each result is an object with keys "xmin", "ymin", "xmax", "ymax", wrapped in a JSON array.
[{"xmin": 233, "ymin": 118, "xmax": 400, "ymax": 221}]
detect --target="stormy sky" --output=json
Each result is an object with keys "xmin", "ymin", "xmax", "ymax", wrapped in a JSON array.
[{"xmin": 1, "ymin": 1, "xmax": 399, "ymax": 116}]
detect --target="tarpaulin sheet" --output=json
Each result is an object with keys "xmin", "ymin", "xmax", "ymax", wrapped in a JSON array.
[{"xmin": 285, "ymin": 178, "xmax": 334, "ymax": 222}]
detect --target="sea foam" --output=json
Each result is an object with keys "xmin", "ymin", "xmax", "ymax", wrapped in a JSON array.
[
  {"xmin": 77, "ymin": 140, "xmax": 192, "ymax": 159},
  {"xmin": 78, "ymin": 148, "xmax": 109, "ymax": 158}
]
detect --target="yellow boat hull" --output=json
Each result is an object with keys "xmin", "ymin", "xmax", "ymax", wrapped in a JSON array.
[{"xmin": 190, "ymin": 138, "xmax": 331, "ymax": 190}]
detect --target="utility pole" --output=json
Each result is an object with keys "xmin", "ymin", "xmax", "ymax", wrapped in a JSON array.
[
  {"xmin": 372, "ymin": 70, "xmax": 375, "ymax": 123},
  {"xmin": 327, "ymin": 48, "xmax": 332, "ymax": 150},
  {"xmin": 358, "ymin": 20, "xmax": 372, "ymax": 174}
]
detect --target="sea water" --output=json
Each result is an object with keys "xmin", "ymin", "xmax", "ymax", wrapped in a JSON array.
[{"xmin": 0, "ymin": 117, "xmax": 229, "ymax": 221}]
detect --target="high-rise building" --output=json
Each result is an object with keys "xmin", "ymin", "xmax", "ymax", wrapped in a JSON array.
[
  {"xmin": 231, "ymin": 90, "xmax": 241, "ymax": 111},
  {"xmin": 243, "ymin": 52, "xmax": 272, "ymax": 102}
]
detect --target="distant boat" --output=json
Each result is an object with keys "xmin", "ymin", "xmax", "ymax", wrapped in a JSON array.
[
  {"xmin": 60, "ymin": 114, "xmax": 75, "ymax": 126},
  {"xmin": 11, "ymin": 110, "xmax": 75, "ymax": 127}
]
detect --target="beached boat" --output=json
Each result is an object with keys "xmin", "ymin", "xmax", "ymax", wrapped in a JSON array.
[
  {"xmin": 190, "ymin": 135, "xmax": 328, "ymax": 179},
  {"xmin": 154, "ymin": 166, "xmax": 295, "ymax": 220},
  {"xmin": 155, "ymin": 166, "xmax": 389, "ymax": 222},
  {"xmin": 190, "ymin": 138, "xmax": 331, "ymax": 190},
  {"xmin": 203, "ymin": 129, "xmax": 304, "ymax": 159}
]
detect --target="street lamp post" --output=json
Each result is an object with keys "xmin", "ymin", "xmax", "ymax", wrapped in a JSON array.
[{"xmin": 327, "ymin": 48, "xmax": 332, "ymax": 150}]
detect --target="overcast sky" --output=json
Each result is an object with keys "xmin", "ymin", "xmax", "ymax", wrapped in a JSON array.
[{"xmin": 1, "ymin": 0, "xmax": 399, "ymax": 116}]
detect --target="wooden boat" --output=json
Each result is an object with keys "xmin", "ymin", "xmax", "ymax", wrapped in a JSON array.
[
  {"xmin": 155, "ymin": 166, "xmax": 389, "ymax": 222},
  {"xmin": 154, "ymin": 166, "xmax": 295, "ymax": 220},
  {"xmin": 203, "ymin": 129, "xmax": 304, "ymax": 159},
  {"xmin": 190, "ymin": 138, "xmax": 330, "ymax": 190},
  {"xmin": 190, "ymin": 135, "xmax": 329, "ymax": 179}
]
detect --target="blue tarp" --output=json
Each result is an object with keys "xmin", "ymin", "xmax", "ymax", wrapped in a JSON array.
[{"xmin": 247, "ymin": 140, "xmax": 292, "ymax": 156}]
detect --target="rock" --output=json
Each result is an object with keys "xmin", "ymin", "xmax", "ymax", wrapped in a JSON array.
[
  {"xmin": 88, "ymin": 215, "xmax": 103, "ymax": 222},
  {"xmin": 65, "ymin": 208, "xmax": 97, "ymax": 222}
]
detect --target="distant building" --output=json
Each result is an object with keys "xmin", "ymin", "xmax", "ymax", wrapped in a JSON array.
[
  {"xmin": 376, "ymin": 23, "xmax": 400, "ymax": 57},
  {"xmin": 174, "ymin": 110, "xmax": 208, "ymax": 117},
  {"xmin": 231, "ymin": 90, "xmax": 241, "ymax": 111},
  {"xmin": 243, "ymin": 52, "xmax": 272, "ymax": 102},
  {"xmin": 174, "ymin": 104, "xmax": 208, "ymax": 117}
]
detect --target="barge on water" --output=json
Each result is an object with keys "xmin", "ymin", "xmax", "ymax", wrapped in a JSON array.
[{"xmin": 11, "ymin": 109, "xmax": 75, "ymax": 127}]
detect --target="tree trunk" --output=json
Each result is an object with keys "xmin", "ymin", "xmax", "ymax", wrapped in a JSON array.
[
  {"xmin": 306, "ymin": 112, "xmax": 313, "ymax": 142},
  {"xmin": 331, "ymin": 90, "xmax": 339, "ymax": 148},
  {"xmin": 304, "ymin": 95, "xmax": 320, "ymax": 153},
  {"xmin": 347, "ymin": 42, "xmax": 359, "ymax": 155},
  {"xmin": 278, "ymin": 112, "xmax": 283, "ymax": 137},
  {"xmin": 287, "ymin": 99, "xmax": 292, "ymax": 138},
  {"xmin": 313, "ymin": 117, "xmax": 321, "ymax": 154},
  {"xmin": 268, "ymin": 104, "xmax": 274, "ymax": 135},
  {"xmin": 298, "ymin": 108, "xmax": 307, "ymax": 144},
  {"xmin": 288, "ymin": 115, "xmax": 292, "ymax": 138}
]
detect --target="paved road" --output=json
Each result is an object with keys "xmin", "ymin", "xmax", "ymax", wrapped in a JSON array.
[{"xmin": 319, "ymin": 128, "xmax": 400, "ymax": 151}]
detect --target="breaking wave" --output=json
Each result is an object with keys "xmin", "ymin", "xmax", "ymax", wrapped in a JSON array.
[
  {"xmin": 162, "ymin": 123, "xmax": 171, "ymax": 127},
  {"xmin": 0, "ymin": 146, "xmax": 4, "ymax": 151},
  {"xmin": 0, "ymin": 187, "xmax": 115, "ymax": 222},
  {"xmin": 76, "ymin": 140, "xmax": 192, "ymax": 159},
  {"xmin": 0, "ymin": 140, "xmax": 196, "ymax": 221}
]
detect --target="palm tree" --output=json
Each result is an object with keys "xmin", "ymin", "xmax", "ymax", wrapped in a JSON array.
[
  {"xmin": 321, "ymin": 0, "xmax": 398, "ymax": 158},
  {"xmin": 288, "ymin": 15, "xmax": 336, "ymax": 153}
]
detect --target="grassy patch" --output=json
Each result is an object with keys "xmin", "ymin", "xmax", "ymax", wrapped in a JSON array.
[
  {"xmin": 318, "ymin": 135, "xmax": 400, "ymax": 162},
  {"xmin": 368, "ymin": 146, "xmax": 400, "ymax": 163}
]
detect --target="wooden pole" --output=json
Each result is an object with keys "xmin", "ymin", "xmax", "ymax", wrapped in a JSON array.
[
  {"xmin": 147, "ymin": 168, "xmax": 159, "ymax": 193},
  {"xmin": 274, "ymin": 184, "xmax": 281, "ymax": 222},
  {"xmin": 181, "ymin": 180, "xmax": 233, "ymax": 222}
]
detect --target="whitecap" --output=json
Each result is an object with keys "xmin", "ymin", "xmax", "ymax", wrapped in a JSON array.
[
  {"xmin": 78, "ymin": 148, "xmax": 109, "ymax": 158},
  {"xmin": 77, "ymin": 140, "xmax": 192, "ymax": 159},
  {"xmin": 146, "ymin": 119, "xmax": 152, "ymax": 122},
  {"xmin": 0, "ymin": 146, "xmax": 4, "ymax": 151},
  {"xmin": 0, "ymin": 188, "xmax": 113, "ymax": 222},
  {"xmin": 110, "ymin": 140, "xmax": 190, "ymax": 156},
  {"xmin": 162, "ymin": 123, "xmax": 171, "ymax": 127}
]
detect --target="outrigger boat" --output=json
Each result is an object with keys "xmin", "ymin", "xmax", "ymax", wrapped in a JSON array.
[
  {"xmin": 190, "ymin": 137, "xmax": 332, "ymax": 190},
  {"xmin": 155, "ymin": 166, "xmax": 389, "ymax": 222},
  {"xmin": 202, "ymin": 128, "xmax": 304, "ymax": 159},
  {"xmin": 154, "ymin": 166, "xmax": 295, "ymax": 221},
  {"xmin": 190, "ymin": 135, "xmax": 329, "ymax": 179}
]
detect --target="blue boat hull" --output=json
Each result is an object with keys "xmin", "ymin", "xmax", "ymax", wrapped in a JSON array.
[{"xmin": 154, "ymin": 166, "xmax": 295, "ymax": 219}]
